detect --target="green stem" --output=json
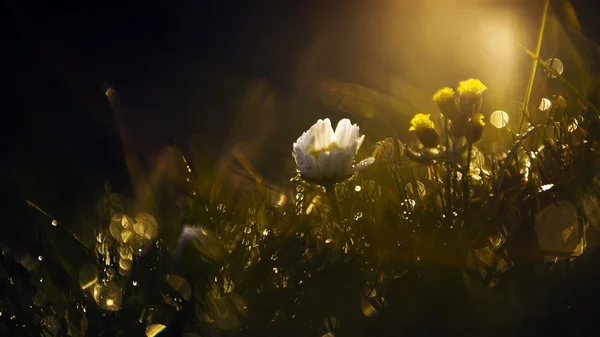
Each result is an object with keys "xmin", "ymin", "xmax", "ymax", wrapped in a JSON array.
[{"xmin": 518, "ymin": 0, "xmax": 550, "ymax": 134}]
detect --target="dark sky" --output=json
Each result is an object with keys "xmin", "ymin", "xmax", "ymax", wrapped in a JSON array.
[{"xmin": 1, "ymin": 0, "xmax": 599, "ymax": 238}]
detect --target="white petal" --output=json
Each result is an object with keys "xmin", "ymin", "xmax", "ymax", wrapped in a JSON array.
[
  {"xmin": 316, "ymin": 151, "xmax": 332, "ymax": 177},
  {"xmin": 293, "ymin": 147, "xmax": 315, "ymax": 178},
  {"xmin": 293, "ymin": 131, "xmax": 306, "ymax": 152},
  {"xmin": 295, "ymin": 129, "xmax": 314, "ymax": 153},
  {"xmin": 335, "ymin": 148, "xmax": 355, "ymax": 176},
  {"xmin": 296, "ymin": 152, "xmax": 317, "ymax": 178},
  {"xmin": 313, "ymin": 118, "xmax": 335, "ymax": 151},
  {"xmin": 334, "ymin": 119, "xmax": 353, "ymax": 148},
  {"xmin": 293, "ymin": 140, "xmax": 305, "ymax": 157}
]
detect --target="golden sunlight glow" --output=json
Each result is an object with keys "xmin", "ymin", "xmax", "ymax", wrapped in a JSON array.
[
  {"xmin": 409, "ymin": 114, "xmax": 435, "ymax": 132},
  {"xmin": 359, "ymin": 1, "xmax": 524, "ymax": 116},
  {"xmin": 490, "ymin": 110, "xmax": 509, "ymax": 128}
]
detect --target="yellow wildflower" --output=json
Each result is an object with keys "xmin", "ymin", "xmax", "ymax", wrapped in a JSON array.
[
  {"xmin": 432, "ymin": 87, "xmax": 455, "ymax": 104},
  {"xmin": 457, "ymin": 78, "xmax": 487, "ymax": 98},
  {"xmin": 409, "ymin": 113, "xmax": 435, "ymax": 132},
  {"xmin": 410, "ymin": 114, "xmax": 439, "ymax": 147}
]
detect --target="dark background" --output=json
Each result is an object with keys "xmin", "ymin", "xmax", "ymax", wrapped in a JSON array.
[{"xmin": 1, "ymin": 0, "xmax": 598, "ymax": 245}]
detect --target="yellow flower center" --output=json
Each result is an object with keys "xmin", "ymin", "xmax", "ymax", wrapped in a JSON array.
[{"xmin": 307, "ymin": 142, "xmax": 344, "ymax": 158}]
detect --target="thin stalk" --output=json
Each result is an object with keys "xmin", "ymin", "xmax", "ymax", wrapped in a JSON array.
[
  {"xmin": 462, "ymin": 142, "xmax": 474, "ymax": 208},
  {"xmin": 409, "ymin": 168, "xmax": 421, "ymax": 205},
  {"xmin": 443, "ymin": 117, "xmax": 453, "ymax": 211},
  {"xmin": 518, "ymin": 0, "xmax": 550, "ymax": 134},
  {"xmin": 525, "ymin": 50, "xmax": 600, "ymax": 115},
  {"xmin": 324, "ymin": 184, "xmax": 343, "ymax": 231},
  {"xmin": 432, "ymin": 164, "xmax": 447, "ymax": 214},
  {"xmin": 25, "ymin": 200, "xmax": 55, "ymax": 221},
  {"xmin": 25, "ymin": 200, "xmax": 88, "ymax": 249}
]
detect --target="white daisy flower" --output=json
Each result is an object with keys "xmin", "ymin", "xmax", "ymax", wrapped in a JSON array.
[{"xmin": 293, "ymin": 118, "xmax": 374, "ymax": 185}]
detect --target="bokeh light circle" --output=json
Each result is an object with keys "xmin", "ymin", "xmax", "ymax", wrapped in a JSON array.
[
  {"xmin": 490, "ymin": 110, "xmax": 509, "ymax": 128},
  {"xmin": 544, "ymin": 58, "xmax": 564, "ymax": 78}
]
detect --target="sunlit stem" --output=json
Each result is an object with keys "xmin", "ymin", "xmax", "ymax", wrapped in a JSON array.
[{"xmin": 518, "ymin": 0, "xmax": 549, "ymax": 134}]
